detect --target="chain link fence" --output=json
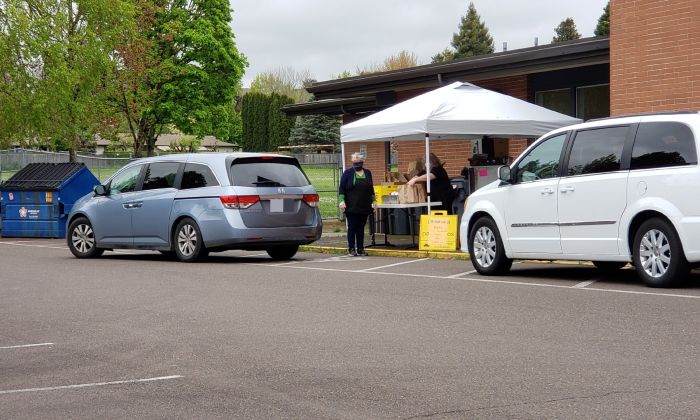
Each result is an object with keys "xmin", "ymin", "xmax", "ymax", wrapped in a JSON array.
[{"xmin": 0, "ymin": 149, "xmax": 342, "ymax": 219}]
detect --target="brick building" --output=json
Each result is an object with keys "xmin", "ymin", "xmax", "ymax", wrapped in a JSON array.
[{"xmin": 284, "ymin": 0, "xmax": 698, "ymax": 180}]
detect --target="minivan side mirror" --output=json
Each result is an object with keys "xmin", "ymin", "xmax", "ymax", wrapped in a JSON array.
[
  {"xmin": 498, "ymin": 166, "xmax": 512, "ymax": 184},
  {"xmin": 93, "ymin": 184, "xmax": 107, "ymax": 196}
]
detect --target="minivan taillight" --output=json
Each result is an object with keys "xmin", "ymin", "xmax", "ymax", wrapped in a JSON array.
[
  {"xmin": 220, "ymin": 195, "xmax": 260, "ymax": 209},
  {"xmin": 303, "ymin": 193, "xmax": 320, "ymax": 208}
]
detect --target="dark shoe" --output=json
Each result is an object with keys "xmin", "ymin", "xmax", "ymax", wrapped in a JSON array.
[
  {"xmin": 348, "ymin": 248, "xmax": 357, "ymax": 256},
  {"xmin": 357, "ymin": 249, "xmax": 368, "ymax": 256}
]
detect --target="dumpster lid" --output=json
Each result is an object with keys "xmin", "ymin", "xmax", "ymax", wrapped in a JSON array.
[{"xmin": 0, "ymin": 163, "xmax": 87, "ymax": 191}]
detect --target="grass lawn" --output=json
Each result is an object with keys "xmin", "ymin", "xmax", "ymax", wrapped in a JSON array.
[{"xmin": 301, "ymin": 165, "xmax": 341, "ymax": 220}]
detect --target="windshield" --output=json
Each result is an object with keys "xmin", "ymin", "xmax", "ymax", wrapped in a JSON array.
[{"xmin": 229, "ymin": 157, "xmax": 310, "ymax": 187}]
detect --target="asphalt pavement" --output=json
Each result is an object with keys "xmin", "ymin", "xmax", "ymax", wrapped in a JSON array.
[{"xmin": 1, "ymin": 238, "xmax": 699, "ymax": 419}]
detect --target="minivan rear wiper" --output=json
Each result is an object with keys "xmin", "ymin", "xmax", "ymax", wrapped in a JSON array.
[{"xmin": 252, "ymin": 179, "xmax": 286, "ymax": 187}]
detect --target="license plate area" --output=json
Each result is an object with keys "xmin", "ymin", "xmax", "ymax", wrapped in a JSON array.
[{"xmin": 270, "ymin": 198, "xmax": 284, "ymax": 213}]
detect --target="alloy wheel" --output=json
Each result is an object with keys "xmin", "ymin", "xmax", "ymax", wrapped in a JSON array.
[
  {"xmin": 473, "ymin": 226, "xmax": 497, "ymax": 268},
  {"xmin": 177, "ymin": 224, "xmax": 198, "ymax": 257},
  {"xmin": 72, "ymin": 224, "xmax": 95, "ymax": 254},
  {"xmin": 639, "ymin": 229, "xmax": 671, "ymax": 278}
]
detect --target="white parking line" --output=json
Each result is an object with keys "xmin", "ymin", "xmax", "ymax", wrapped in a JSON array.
[
  {"xmin": 239, "ymin": 253, "xmax": 270, "ymax": 258},
  {"xmin": 0, "ymin": 375, "xmax": 183, "ymax": 396},
  {"xmin": 573, "ymin": 279, "xmax": 598, "ymax": 289},
  {"xmin": 244, "ymin": 262, "xmax": 700, "ymax": 300},
  {"xmin": 0, "ymin": 343, "xmax": 54, "ymax": 350},
  {"xmin": 448, "ymin": 270, "xmax": 477, "ymax": 278},
  {"xmin": 359, "ymin": 258, "xmax": 430, "ymax": 272}
]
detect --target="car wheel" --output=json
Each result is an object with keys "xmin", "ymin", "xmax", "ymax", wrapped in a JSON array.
[
  {"xmin": 592, "ymin": 261, "xmax": 627, "ymax": 272},
  {"xmin": 67, "ymin": 217, "xmax": 104, "ymax": 258},
  {"xmin": 468, "ymin": 217, "xmax": 512, "ymax": 275},
  {"xmin": 632, "ymin": 218, "xmax": 689, "ymax": 287},
  {"xmin": 267, "ymin": 244, "xmax": 299, "ymax": 260},
  {"xmin": 173, "ymin": 219, "xmax": 208, "ymax": 262}
]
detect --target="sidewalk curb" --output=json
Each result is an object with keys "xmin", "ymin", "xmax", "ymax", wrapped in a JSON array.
[{"xmin": 299, "ymin": 245, "xmax": 470, "ymax": 260}]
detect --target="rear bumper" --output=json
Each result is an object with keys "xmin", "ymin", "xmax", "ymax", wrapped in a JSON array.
[{"xmin": 198, "ymin": 209, "xmax": 323, "ymax": 249}]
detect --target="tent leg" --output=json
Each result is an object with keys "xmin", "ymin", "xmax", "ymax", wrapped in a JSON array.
[
  {"xmin": 341, "ymin": 143, "xmax": 346, "ymax": 171},
  {"xmin": 425, "ymin": 134, "xmax": 431, "ymax": 213}
]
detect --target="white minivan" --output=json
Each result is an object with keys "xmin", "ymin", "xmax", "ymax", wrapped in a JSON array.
[{"xmin": 460, "ymin": 112, "xmax": 700, "ymax": 287}]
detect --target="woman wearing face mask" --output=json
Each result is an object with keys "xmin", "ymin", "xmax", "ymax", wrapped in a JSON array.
[{"xmin": 338, "ymin": 152, "xmax": 376, "ymax": 256}]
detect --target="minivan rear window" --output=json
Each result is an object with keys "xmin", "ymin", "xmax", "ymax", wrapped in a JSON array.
[
  {"xmin": 229, "ymin": 157, "xmax": 310, "ymax": 187},
  {"xmin": 631, "ymin": 122, "xmax": 697, "ymax": 169}
]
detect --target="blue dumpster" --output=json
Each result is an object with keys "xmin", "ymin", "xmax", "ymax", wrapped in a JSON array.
[{"xmin": 0, "ymin": 163, "xmax": 100, "ymax": 238}]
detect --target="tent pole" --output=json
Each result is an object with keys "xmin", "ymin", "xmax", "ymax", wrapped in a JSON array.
[
  {"xmin": 340, "ymin": 143, "xmax": 346, "ymax": 171},
  {"xmin": 425, "ymin": 133, "xmax": 431, "ymax": 213}
]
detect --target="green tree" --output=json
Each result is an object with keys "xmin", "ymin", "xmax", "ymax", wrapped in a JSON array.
[
  {"xmin": 552, "ymin": 17, "xmax": 582, "ymax": 43},
  {"xmin": 432, "ymin": 2, "xmax": 494, "ymax": 63},
  {"xmin": 241, "ymin": 92, "xmax": 272, "ymax": 152},
  {"xmin": 267, "ymin": 94, "xmax": 295, "ymax": 150},
  {"xmin": 431, "ymin": 48, "xmax": 456, "ymax": 64},
  {"xmin": 0, "ymin": 0, "xmax": 133, "ymax": 158},
  {"xmin": 249, "ymin": 67, "xmax": 312, "ymax": 104},
  {"xmin": 288, "ymin": 114, "xmax": 341, "ymax": 148},
  {"xmin": 594, "ymin": 3, "xmax": 610, "ymax": 36},
  {"xmin": 114, "ymin": 0, "xmax": 247, "ymax": 157},
  {"xmin": 169, "ymin": 136, "xmax": 202, "ymax": 153}
]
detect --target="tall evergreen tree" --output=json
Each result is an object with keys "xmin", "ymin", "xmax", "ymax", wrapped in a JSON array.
[
  {"xmin": 241, "ymin": 92, "xmax": 272, "ymax": 152},
  {"xmin": 267, "ymin": 94, "xmax": 296, "ymax": 151},
  {"xmin": 432, "ymin": 2, "xmax": 494, "ymax": 63},
  {"xmin": 288, "ymin": 114, "xmax": 341, "ymax": 147},
  {"xmin": 594, "ymin": 3, "xmax": 610, "ymax": 36},
  {"xmin": 552, "ymin": 17, "xmax": 582, "ymax": 43}
]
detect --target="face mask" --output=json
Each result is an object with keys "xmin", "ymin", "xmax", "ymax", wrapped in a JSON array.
[{"xmin": 352, "ymin": 162, "xmax": 363, "ymax": 170}]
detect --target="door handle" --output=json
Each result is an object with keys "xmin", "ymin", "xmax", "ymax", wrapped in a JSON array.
[
  {"xmin": 122, "ymin": 202, "xmax": 143, "ymax": 209},
  {"xmin": 540, "ymin": 188, "xmax": 554, "ymax": 195},
  {"xmin": 560, "ymin": 186, "xmax": 575, "ymax": 193}
]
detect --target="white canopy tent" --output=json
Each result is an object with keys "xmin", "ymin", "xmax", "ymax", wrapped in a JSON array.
[{"xmin": 340, "ymin": 82, "xmax": 582, "ymax": 209}]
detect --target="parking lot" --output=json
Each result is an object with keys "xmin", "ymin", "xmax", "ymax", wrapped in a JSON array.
[{"xmin": 1, "ymin": 238, "xmax": 699, "ymax": 419}]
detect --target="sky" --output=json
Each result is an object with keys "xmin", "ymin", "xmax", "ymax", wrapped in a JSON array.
[{"xmin": 230, "ymin": 0, "xmax": 609, "ymax": 87}]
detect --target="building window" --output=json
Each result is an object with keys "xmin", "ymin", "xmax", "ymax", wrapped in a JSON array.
[
  {"xmin": 535, "ymin": 88, "xmax": 572, "ymax": 116},
  {"xmin": 535, "ymin": 84, "xmax": 610, "ymax": 120},
  {"xmin": 577, "ymin": 84, "xmax": 609, "ymax": 120}
]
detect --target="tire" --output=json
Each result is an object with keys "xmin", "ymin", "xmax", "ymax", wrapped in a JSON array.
[
  {"xmin": 173, "ymin": 219, "xmax": 208, "ymax": 262},
  {"xmin": 592, "ymin": 261, "xmax": 627, "ymax": 272},
  {"xmin": 468, "ymin": 217, "xmax": 512, "ymax": 275},
  {"xmin": 267, "ymin": 244, "xmax": 299, "ymax": 260},
  {"xmin": 67, "ymin": 217, "xmax": 104, "ymax": 258},
  {"xmin": 632, "ymin": 218, "xmax": 689, "ymax": 287}
]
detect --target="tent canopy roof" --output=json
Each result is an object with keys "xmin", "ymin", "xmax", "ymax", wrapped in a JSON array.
[{"xmin": 341, "ymin": 82, "xmax": 582, "ymax": 143}]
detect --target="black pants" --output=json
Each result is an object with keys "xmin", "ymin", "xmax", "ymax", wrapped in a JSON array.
[{"xmin": 346, "ymin": 213, "xmax": 369, "ymax": 251}]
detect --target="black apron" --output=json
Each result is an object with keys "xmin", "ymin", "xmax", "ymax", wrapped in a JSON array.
[{"xmin": 345, "ymin": 174, "xmax": 373, "ymax": 215}]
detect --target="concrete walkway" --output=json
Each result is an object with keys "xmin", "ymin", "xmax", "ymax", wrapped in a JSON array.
[{"xmin": 301, "ymin": 230, "xmax": 469, "ymax": 260}]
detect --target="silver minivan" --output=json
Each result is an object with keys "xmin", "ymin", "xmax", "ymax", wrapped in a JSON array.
[{"xmin": 67, "ymin": 153, "xmax": 322, "ymax": 262}]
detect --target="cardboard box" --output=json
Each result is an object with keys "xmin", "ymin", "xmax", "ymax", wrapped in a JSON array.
[{"xmin": 398, "ymin": 184, "xmax": 426, "ymax": 204}]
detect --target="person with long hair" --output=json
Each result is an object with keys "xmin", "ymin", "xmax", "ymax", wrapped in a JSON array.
[{"xmin": 407, "ymin": 153, "xmax": 455, "ymax": 213}]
